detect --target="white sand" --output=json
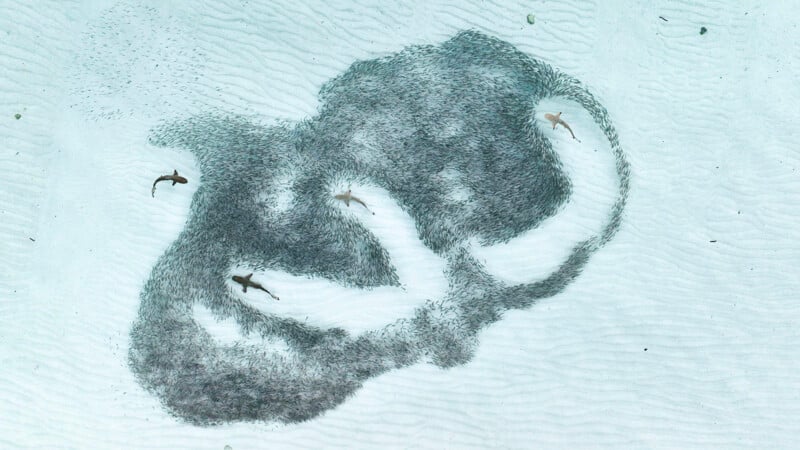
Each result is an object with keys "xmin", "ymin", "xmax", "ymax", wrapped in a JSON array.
[{"xmin": 2, "ymin": 0, "xmax": 799, "ymax": 448}]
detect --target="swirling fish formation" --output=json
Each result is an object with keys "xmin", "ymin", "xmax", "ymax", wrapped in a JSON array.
[{"xmin": 129, "ymin": 31, "xmax": 630, "ymax": 425}]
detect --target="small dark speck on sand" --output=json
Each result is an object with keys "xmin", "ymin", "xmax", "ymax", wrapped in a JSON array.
[
  {"xmin": 644, "ymin": 348, "xmax": 648, "ymax": 351},
  {"xmin": 710, "ymin": 240, "xmax": 717, "ymax": 243},
  {"xmin": 29, "ymin": 237, "xmax": 35, "ymax": 242},
  {"xmin": 659, "ymin": 16, "xmax": 668, "ymax": 22},
  {"xmin": 14, "ymin": 113, "xmax": 21, "ymax": 119},
  {"xmin": 700, "ymin": 26, "xmax": 708, "ymax": 35}
]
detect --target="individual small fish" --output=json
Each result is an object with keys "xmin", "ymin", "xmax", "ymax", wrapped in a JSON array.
[
  {"xmin": 232, "ymin": 273, "xmax": 279, "ymax": 300},
  {"xmin": 152, "ymin": 169, "xmax": 188, "ymax": 197},
  {"xmin": 334, "ymin": 188, "xmax": 375, "ymax": 215},
  {"xmin": 545, "ymin": 112, "xmax": 581, "ymax": 142}
]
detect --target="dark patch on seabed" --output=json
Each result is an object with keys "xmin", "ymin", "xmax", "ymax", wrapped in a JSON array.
[{"xmin": 129, "ymin": 30, "xmax": 631, "ymax": 425}]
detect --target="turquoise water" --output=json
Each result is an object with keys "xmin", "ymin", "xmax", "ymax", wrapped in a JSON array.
[{"xmin": 1, "ymin": 1, "xmax": 798, "ymax": 448}]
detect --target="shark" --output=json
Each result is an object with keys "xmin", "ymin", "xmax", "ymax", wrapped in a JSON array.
[
  {"xmin": 334, "ymin": 188, "xmax": 375, "ymax": 215},
  {"xmin": 151, "ymin": 169, "xmax": 188, "ymax": 197},
  {"xmin": 232, "ymin": 273, "xmax": 280, "ymax": 300},
  {"xmin": 544, "ymin": 112, "xmax": 581, "ymax": 142}
]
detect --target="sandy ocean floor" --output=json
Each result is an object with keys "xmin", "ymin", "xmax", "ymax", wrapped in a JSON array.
[{"xmin": 2, "ymin": 0, "xmax": 799, "ymax": 449}]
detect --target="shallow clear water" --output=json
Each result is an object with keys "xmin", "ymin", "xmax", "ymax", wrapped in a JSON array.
[{"xmin": 1, "ymin": 1, "xmax": 798, "ymax": 449}]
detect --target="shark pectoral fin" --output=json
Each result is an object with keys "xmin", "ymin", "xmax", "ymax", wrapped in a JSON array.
[
  {"xmin": 172, "ymin": 180, "xmax": 177, "ymax": 185},
  {"xmin": 345, "ymin": 198, "xmax": 350, "ymax": 207},
  {"xmin": 242, "ymin": 285, "xmax": 248, "ymax": 293},
  {"xmin": 245, "ymin": 273, "xmax": 253, "ymax": 280}
]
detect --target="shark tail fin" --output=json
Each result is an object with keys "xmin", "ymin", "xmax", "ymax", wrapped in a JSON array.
[{"xmin": 262, "ymin": 287, "xmax": 279, "ymax": 301}]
